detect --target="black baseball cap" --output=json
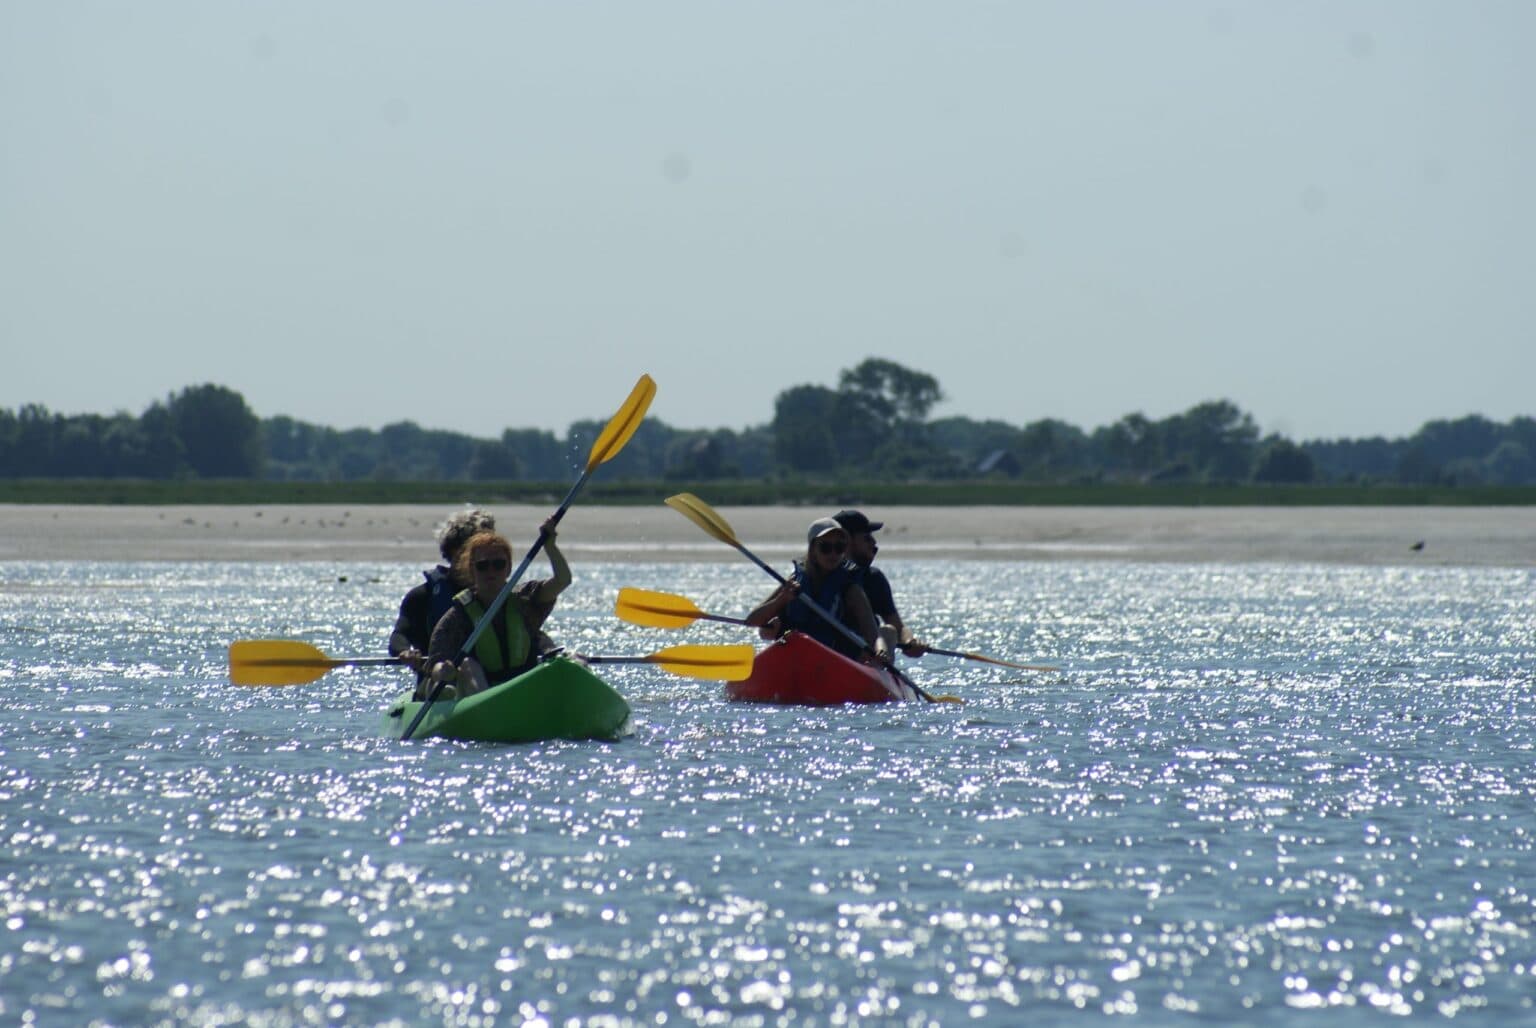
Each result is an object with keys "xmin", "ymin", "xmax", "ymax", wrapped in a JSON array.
[{"xmin": 833, "ymin": 509, "xmax": 883, "ymax": 534}]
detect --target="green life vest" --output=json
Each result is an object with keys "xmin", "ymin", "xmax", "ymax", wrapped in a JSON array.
[{"xmin": 455, "ymin": 588, "xmax": 535, "ymax": 685}]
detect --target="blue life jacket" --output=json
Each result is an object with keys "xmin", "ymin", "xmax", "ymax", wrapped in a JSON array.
[
  {"xmin": 781, "ymin": 561, "xmax": 864, "ymax": 658},
  {"xmin": 423, "ymin": 566, "xmax": 458, "ymax": 634}
]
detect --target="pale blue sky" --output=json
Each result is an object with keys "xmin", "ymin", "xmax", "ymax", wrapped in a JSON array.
[{"xmin": 3, "ymin": 2, "xmax": 1531, "ymax": 442}]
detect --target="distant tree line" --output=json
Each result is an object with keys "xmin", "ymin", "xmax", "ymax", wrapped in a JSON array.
[{"xmin": 4, "ymin": 365, "xmax": 1535, "ymax": 486}]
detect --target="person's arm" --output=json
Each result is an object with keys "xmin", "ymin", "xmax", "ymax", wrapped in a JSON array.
[
  {"xmin": 388, "ymin": 587, "xmax": 428, "ymax": 669},
  {"xmin": 387, "ymin": 622, "xmax": 415, "ymax": 659},
  {"xmin": 883, "ymin": 607, "xmax": 927, "ymax": 657},
  {"xmin": 746, "ymin": 581, "xmax": 797, "ymax": 627},
  {"xmin": 424, "ymin": 607, "xmax": 470, "ymax": 684},
  {"xmin": 533, "ymin": 517, "xmax": 572, "ymax": 607},
  {"xmin": 868, "ymin": 569, "xmax": 925, "ymax": 657}
]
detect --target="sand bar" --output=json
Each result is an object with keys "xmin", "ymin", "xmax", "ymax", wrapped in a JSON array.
[{"xmin": 2, "ymin": 504, "xmax": 1531, "ymax": 567}]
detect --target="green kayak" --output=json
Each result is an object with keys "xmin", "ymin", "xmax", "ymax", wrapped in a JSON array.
[{"xmin": 383, "ymin": 656, "xmax": 632, "ymax": 743}]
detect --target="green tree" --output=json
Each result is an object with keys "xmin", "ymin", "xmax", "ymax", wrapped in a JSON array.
[
  {"xmin": 1441, "ymin": 457, "xmax": 1485, "ymax": 486},
  {"xmin": 54, "ymin": 415, "xmax": 109, "ymax": 476},
  {"xmin": 1094, "ymin": 413, "xmax": 1162, "ymax": 474},
  {"xmin": 868, "ymin": 429, "xmax": 962, "ymax": 477},
  {"xmin": 1303, "ymin": 436, "xmax": 1400, "ymax": 483},
  {"xmin": 262, "ymin": 415, "xmax": 334, "ymax": 480},
  {"xmin": 500, "ymin": 428, "xmax": 566, "ymax": 480},
  {"xmin": 138, "ymin": 403, "xmax": 187, "ymax": 477},
  {"xmin": 332, "ymin": 428, "xmax": 379, "ymax": 480},
  {"xmin": 665, "ymin": 432, "xmax": 734, "ymax": 480},
  {"xmin": 729, "ymin": 426, "xmax": 775, "ymax": 477},
  {"xmin": 770, "ymin": 386, "xmax": 841, "ymax": 473},
  {"xmin": 1251, "ymin": 437, "xmax": 1316, "ymax": 483},
  {"xmin": 768, "ymin": 358, "xmax": 948, "ymax": 475},
  {"xmin": 1016, "ymin": 418, "xmax": 1090, "ymax": 477},
  {"xmin": 837, "ymin": 358, "xmax": 944, "ymax": 426},
  {"xmin": 0, "ymin": 409, "xmax": 16, "ymax": 475},
  {"xmin": 929, "ymin": 417, "xmax": 1020, "ymax": 468},
  {"xmin": 1159, "ymin": 400, "xmax": 1259, "ymax": 481},
  {"xmin": 1412, "ymin": 415, "xmax": 1501, "ymax": 468},
  {"xmin": 12, "ymin": 405, "xmax": 58, "ymax": 477},
  {"xmin": 1394, "ymin": 443, "xmax": 1439, "ymax": 485},
  {"xmin": 1483, "ymin": 441, "xmax": 1536, "ymax": 485},
  {"xmin": 468, "ymin": 440, "xmax": 522, "ymax": 480},
  {"xmin": 1507, "ymin": 417, "xmax": 1536, "ymax": 459},
  {"xmin": 378, "ymin": 421, "xmax": 431, "ymax": 478},
  {"xmin": 166, "ymin": 384, "xmax": 264, "ymax": 477}
]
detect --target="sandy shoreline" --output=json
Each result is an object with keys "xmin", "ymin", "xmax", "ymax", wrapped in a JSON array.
[{"xmin": 1, "ymin": 504, "xmax": 1530, "ymax": 567}]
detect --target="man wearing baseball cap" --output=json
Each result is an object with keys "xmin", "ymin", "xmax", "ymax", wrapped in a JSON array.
[{"xmin": 832, "ymin": 509, "xmax": 928, "ymax": 659}]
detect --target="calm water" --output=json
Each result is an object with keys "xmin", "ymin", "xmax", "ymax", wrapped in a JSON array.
[{"xmin": 2, "ymin": 559, "xmax": 1534, "ymax": 1026}]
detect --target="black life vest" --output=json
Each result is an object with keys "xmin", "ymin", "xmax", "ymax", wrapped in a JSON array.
[{"xmin": 781, "ymin": 561, "xmax": 864, "ymax": 658}]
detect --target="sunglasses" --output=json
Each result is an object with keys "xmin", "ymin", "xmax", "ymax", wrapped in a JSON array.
[
  {"xmin": 816, "ymin": 539, "xmax": 847, "ymax": 555},
  {"xmin": 473, "ymin": 557, "xmax": 510, "ymax": 572}
]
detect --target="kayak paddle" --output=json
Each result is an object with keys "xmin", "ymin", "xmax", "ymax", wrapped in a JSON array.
[
  {"xmin": 614, "ymin": 587, "xmax": 751, "ymax": 629},
  {"xmin": 662, "ymin": 493, "xmax": 961, "ymax": 705},
  {"xmin": 616, "ymin": 587, "xmax": 1056, "ymax": 673},
  {"xmin": 922, "ymin": 647, "xmax": 1059, "ymax": 673},
  {"xmin": 402, "ymin": 374, "xmax": 657, "ymax": 741},
  {"xmin": 229, "ymin": 639, "xmax": 407, "ymax": 686},
  {"xmin": 577, "ymin": 644, "xmax": 755, "ymax": 681}
]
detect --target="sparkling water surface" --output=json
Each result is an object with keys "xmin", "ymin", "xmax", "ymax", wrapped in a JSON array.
[{"xmin": 2, "ymin": 560, "xmax": 1534, "ymax": 1026}]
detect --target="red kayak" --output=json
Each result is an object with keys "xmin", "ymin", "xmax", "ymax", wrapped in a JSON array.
[{"xmin": 728, "ymin": 632, "xmax": 917, "ymax": 705}]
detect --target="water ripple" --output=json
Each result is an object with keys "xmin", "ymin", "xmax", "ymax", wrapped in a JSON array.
[{"xmin": 1, "ymin": 560, "xmax": 1533, "ymax": 1024}]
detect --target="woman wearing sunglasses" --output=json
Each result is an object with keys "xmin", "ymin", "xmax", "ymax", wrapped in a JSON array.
[
  {"xmin": 419, "ymin": 516, "xmax": 571, "ymax": 699},
  {"xmin": 745, "ymin": 517, "xmax": 881, "ymax": 661}
]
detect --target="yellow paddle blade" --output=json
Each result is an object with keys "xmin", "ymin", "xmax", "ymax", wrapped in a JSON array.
[
  {"xmin": 587, "ymin": 374, "xmax": 656, "ymax": 472},
  {"xmin": 229, "ymin": 640, "xmax": 405, "ymax": 686},
  {"xmin": 229, "ymin": 639, "xmax": 335, "ymax": 686},
  {"xmin": 649, "ymin": 644, "xmax": 755, "ymax": 681},
  {"xmin": 614, "ymin": 587, "xmax": 707, "ymax": 629},
  {"xmin": 584, "ymin": 644, "xmax": 755, "ymax": 681},
  {"xmin": 665, "ymin": 492, "xmax": 740, "ymax": 548}
]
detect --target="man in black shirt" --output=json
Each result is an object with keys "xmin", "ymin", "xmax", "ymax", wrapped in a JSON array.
[{"xmin": 833, "ymin": 509, "xmax": 928, "ymax": 658}]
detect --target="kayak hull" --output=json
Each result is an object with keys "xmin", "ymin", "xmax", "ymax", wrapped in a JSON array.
[
  {"xmin": 727, "ymin": 631, "xmax": 915, "ymax": 705},
  {"xmin": 384, "ymin": 656, "xmax": 631, "ymax": 742}
]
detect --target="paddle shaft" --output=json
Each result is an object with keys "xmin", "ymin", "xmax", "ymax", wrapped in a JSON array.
[
  {"xmin": 245, "ymin": 656, "xmax": 405, "ymax": 670},
  {"xmin": 578, "ymin": 651, "xmax": 746, "ymax": 669},
  {"xmin": 579, "ymin": 655, "xmax": 664, "ymax": 665},
  {"xmin": 923, "ymin": 646, "xmax": 1059, "ymax": 672},
  {"xmin": 693, "ymin": 611, "xmax": 750, "ymax": 626}
]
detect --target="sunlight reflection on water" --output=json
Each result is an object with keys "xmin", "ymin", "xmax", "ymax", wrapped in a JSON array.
[{"xmin": 1, "ymin": 560, "xmax": 1533, "ymax": 1024}]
